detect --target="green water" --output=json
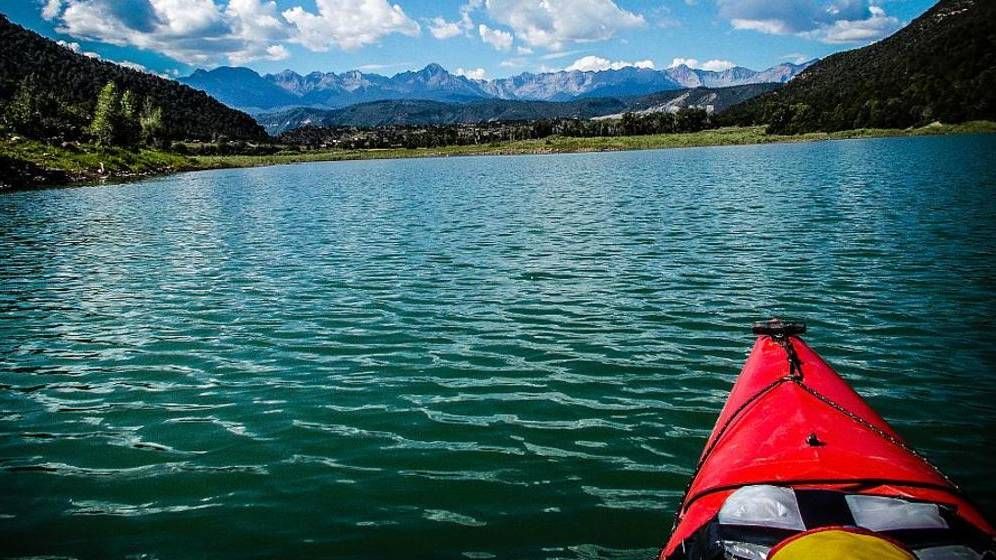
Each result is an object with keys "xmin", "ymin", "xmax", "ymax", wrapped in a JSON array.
[{"xmin": 2, "ymin": 135, "xmax": 995, "ymax": 559}]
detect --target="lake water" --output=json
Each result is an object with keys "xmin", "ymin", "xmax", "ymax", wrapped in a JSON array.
[{"xmin": 2, "ymin": 135, "xmax": 995, "ymax": 559}]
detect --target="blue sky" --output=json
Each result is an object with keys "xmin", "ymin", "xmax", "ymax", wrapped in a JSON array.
[{"xmin": 4, "ymin": 0, "xmax": 936, "ymax": 79}]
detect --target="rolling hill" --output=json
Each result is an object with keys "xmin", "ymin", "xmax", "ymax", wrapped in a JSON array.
[
  {"xmin": 724, "ymin": 0, "xmax": 996, "ymax": 133},
  {"xmin": 0, "ymin": 14, "xmax": 266, "ymax": 142},
  {"xmin": 595, "ymin": 83, "xmax": 782, "ymax": 119}
]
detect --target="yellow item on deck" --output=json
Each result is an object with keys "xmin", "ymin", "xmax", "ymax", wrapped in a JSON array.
[{"xmin": 769, "ymin": 527, "xmax": 916, "ymax": 560}]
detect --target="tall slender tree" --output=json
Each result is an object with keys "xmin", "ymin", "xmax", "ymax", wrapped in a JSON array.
[
  {"xmin": 140, "ymin": 97, "xmax": 164, "ymax": 147},
  {"xmin": 89, "ymin": 81, "xmax": 119, "ymax": 146},
  {"xmin": 117, "ymin": 89, "xmax": 141, "ymax": 146}
]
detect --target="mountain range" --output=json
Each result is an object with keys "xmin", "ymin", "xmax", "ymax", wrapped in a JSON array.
[
  {"xmin": 180, "ymin": 61, "xmax": 813, "ymax": 114},
  {"xmin": 257, "ymin": 83, "xmax": 782, "ymax": 135}
]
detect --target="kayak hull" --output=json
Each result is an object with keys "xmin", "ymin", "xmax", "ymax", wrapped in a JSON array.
[{"xmin": 661, "ymin": 334, "xmax": 994, "ymax": 559}]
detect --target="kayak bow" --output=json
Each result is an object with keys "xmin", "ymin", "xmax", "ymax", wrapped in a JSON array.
[{"xmin": 661, "ymin": 320, "xmax": 995, "ymax": 560}]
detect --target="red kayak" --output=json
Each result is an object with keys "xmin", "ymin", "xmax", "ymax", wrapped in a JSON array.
[{"xmin": 661, "ymin": 320, "xmax": 995, "ymax": 560}]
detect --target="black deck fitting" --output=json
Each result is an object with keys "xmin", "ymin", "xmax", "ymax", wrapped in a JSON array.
[{"xmin": 752, "ymin": 319, "xmax": 807, "ymax": 337}]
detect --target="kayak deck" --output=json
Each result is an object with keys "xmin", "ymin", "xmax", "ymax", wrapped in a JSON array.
[{"xmin": 661, "ymin": 324, "xmax": 994, "ymax": 559}]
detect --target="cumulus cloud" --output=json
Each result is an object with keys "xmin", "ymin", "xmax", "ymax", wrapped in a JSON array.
[
  {"xmin": 454, "ymin": 67, "xmax": 487, "ymax": 80},
  {"xmin": 42, "ymin": 0, "xmax": 419, "ymax": 65},
  {"xmin": 804, "ymin": 5, "xmax": 900, "ymax": 43},
  {"xmin": 428, "ymin": 17, "xmax": 463, "ymax": 39},
  {"xmin": 484, "ymin": 0, "xmax": 645, "ymax": 50},
  {"xmin": 478, "ymin": 23, "xmax": 513, "ymax": 51},
  {"xmin": 719, "ymin": 0, "xmax": 901, "ymax": 44},
  {"xmin": 46, "ymin": 0, "xmax": 288, "ymax": 64},
  {"xmin": 565, "ymin": 55, "xmax": 654, "ymax": 72},
  {"xmin": 428, "ymin": 0, "xmax": 479, "ymax": 40},
  {"xmin": 42, "ymin": 0, "xmax": 64, "ymax": 20},
  {"xmin": 283, "ymin": 0, "xmax": 420, "ymax": 51},
  {"xmin": 669, "ymin": 58, "xmax": 736, "ymax": 72},
  {"xmin": 228, "ymin": 0, "xmax": 289, "ymax": 43}
]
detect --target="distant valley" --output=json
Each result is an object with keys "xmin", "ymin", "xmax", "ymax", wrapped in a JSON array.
[{"xmin": 257, "ymin": 83, "xmax": 781, "ymax": 135}]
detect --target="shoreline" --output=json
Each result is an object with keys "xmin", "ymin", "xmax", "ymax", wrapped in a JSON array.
[{"xmin": 3, "ymin": 122, "xmax": 994, "ymax": 191}]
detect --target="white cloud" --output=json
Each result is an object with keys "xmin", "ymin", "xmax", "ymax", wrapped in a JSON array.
[
  {"xmin": 115, "ymin": 60, "xmax": 150, "ymax": 72},
  {"xmin": 539, "ymin": 49, "xmax": 585, "ymax": 61},
  {"xmin": 780, "ymin": 52, "xmax": 811, "ymax": 64},
  {"xmin": 805, "ymin": 6, "xmax": 900, "ymax": 43},
  {"xmin": 48, "ymin": 0, "xmax": 290, "ymax": 64},
  {"xmin": 57, "ymin": 39, "xmax": 99, "ymax": 58},
  {"xmin": 499, "ymin": 58, "xmax": 527, "ymax": 68},
  {"xmin": 44, "ymin": 0, "xmax": 419, "ymax": 65},
  {"xmin": 427, "ymin": 0, "xmax": 480, "ymax": 40},
  {"xmin": 428, "ymin": 17, "xmax": 463, "ymax": 39},
  {"xmin": 478, "ymin": 23, "xmax": 513, "ymax": 51},
  {"xmin": 700, "ymin": 60, "xmax": 735, "ymax": 72},
  {"xmin": 730, "ymin": 18, "xmax": 791, "ymax": 34},
  {"xmin": 264, "ymin": 44, "xmax": 289, "ymax": 60},
  {"xmin": 227, "ymin": 0, "xmax": 288, "ymax": 43},
  {"xmin": 283, "ymin": 0, "xmax": 420, "ymax": 51},
  {"xmin": 668, "ymin": 57, "xmax": 736, "ymax": 72},
  {"xmin": 719, "ymin": 0, "xmax": 901, "ymax": 44},
  {"xmin": 454, "ymin": 67, "xmax": 487, "ymax": 80},
  {"xmin": 565, "ymin": 55, "xmax": 654, "ymax": 72},
  {"xmin": 484, "ymin": 0, "xmax": 645, "ymax": 50},
  {"xmin": 42, "ymin": 0, "xmax": 64, "ymax": 20}
]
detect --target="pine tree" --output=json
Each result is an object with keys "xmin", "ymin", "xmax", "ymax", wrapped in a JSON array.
[{"xmin": 89, "ymin": 82, "xmax": 119, "ymax": 146}]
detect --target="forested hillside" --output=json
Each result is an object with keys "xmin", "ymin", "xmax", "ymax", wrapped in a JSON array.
[
  {"xmin": 0, "ymin": 14, "xmax": 266, "ymax": 142},
  {"xmin": 724, "ymin": 0, "xmax": 995, "ymax": 133}
]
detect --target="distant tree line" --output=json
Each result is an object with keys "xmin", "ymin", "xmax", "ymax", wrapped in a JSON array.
[
  {"xmin": 279, "ymin": 109, "xmax": 714, "ymax": 149},
  {"xmin": 721, "ymin": 78, "xmax": 993, "ymax": 135}
]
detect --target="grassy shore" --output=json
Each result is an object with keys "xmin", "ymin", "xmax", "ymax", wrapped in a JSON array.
[
  {"xmin": 3, "ymin": 121, "xmax": 994, "ymax": 190},
  {"xmin": 0, "ymin": 138, "xmax": 191, "ymax": 188}
]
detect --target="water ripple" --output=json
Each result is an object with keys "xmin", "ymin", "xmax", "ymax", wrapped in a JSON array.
[{"xmin": 2, "ymin": 136, "xmax": 995, "ymax": 559}]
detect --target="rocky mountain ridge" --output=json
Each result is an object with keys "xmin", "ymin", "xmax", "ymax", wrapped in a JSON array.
[{"xmin": 181, "ymin": 61, "xmax": 813, "ymax": 113}]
